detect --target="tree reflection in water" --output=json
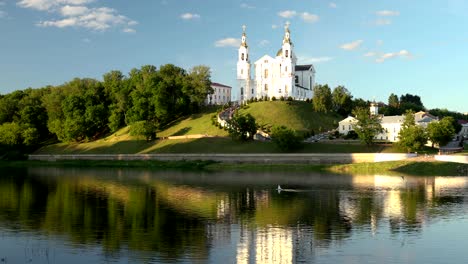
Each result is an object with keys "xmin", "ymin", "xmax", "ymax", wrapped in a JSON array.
[{"xmin": 0, "ymin": 167, "xmax": 467, "ymax": 263}]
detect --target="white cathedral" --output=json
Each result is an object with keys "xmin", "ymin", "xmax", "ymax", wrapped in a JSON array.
[{"xmin": 237, "ymin": 24, "xmax": 316, "ymax": 103}]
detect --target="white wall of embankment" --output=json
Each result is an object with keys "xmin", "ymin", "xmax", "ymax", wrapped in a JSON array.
[
  {"xmin": 29, "ymin": 153, "xmax": 417, "ymax": 164},
  {"xmin": 435, "ymin": 155, "xmax": 468, "ymax": 164}
]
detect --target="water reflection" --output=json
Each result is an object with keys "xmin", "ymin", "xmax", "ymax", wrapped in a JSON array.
[{"xmin": 0, "ymin": 167, "xmax": 467, "ymax": 263}]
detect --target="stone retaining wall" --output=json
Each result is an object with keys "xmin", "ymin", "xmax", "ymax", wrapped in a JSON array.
[{"xmin": 29, "ymin": 153, "xmax": 417, "ymax": 164}]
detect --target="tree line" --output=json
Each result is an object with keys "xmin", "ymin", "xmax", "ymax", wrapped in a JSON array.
[{"xmin": 0, "ymin": 64, "xmax": 213, "ymax": 156}]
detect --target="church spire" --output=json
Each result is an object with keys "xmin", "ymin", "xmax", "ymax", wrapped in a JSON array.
[
  {"xmin": 283, "ymin": 21, "xmax": 291, "ymax": 44},
  {"xmin": 241, "ymin": 25, "xmax": 248, "ymax": 48}
]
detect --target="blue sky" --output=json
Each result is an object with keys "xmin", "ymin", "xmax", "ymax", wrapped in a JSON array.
[{"xmin": 0, "ymin": 0, "xmax": 467, "ymax": 112}]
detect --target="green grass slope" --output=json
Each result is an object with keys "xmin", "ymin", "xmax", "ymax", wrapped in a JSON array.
[{"xmin": 239, "ymin": 101, "xmax": 341, "ymax": 135}]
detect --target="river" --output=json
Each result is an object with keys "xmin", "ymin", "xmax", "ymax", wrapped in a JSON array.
[{"xmin": 0, "ymin": 167, "xmax": 467, "ymax": 263}]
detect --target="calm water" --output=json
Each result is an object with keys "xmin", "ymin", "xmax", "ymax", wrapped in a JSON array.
[{"xmin": 0, "ymin": 167, "xmax": 467, "ymax": 263}]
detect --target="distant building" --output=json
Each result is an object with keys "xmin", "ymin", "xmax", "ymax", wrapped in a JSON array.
[
  {"xmin": 237, "ymin": 24, "xmax": 315, "ymax": 103},
  {"xmin": 338, "ymin": 104, "xmax": 438, "ymax": 142},
  {"xmin": 460, "ymin": 124, "xmax": 468, "ymax": 139},
  {"xmin": 206, "ymin": 82, "xmax": 232, "ymax": 105}
]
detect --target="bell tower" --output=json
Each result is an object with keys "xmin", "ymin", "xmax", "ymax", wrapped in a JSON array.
[{"xmin": 237, "ymin": 25, "xmax": 251, "ymax": 103}]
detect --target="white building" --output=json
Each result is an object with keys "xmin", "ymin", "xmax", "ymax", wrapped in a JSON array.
[
  {"xmin": 237, "ymin": 24, "xmax": 315, "ymax": 103},
  {"xmin": 206, "ymin": 82, "xmax": 232, "ymax": 105},
  {"xmin": 338, "ymin": 103, "xmax": 438, "ymax": 142}
]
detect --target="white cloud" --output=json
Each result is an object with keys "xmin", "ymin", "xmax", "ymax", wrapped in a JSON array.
[
  {"xmin": 180, "ymin": 13, "xmax": 200, "ymax": 20},
  {"xmin": 215, "ymin": 38, "xmax": 240, "ymax": 48},
  {"xmin": 364, "ymin": 51, "xmax": 377, "ymax": 57},
  {"xmin": 376, "ymin": 40, "xmax": 384, "ymax": 46},
  {"xmin": 278, "ymin": 10, "xmax": 297, "ymax": 18},
  {"xmin": 17, "ymin": 0, "xmax": 95, "ymax": 11},
  {"xmin": 329, "ymin": 2, "xmax": 337, "ymax": 8},
  {"xmin": 300, "ymin": 12, "xmax": 319, "ymax": 23},
  {"xmin": 18, "ymin": 1, "xmax": 137, "ymax": 32},
  {"xmin": 272, "ymin": 24, "xmax": 278, "ymax": 29},
  {"xmin": 340, "ymin": 40, "xmax": 363, "ymax": 50},
  {"xmin": 301, "ymin": 56, "xmax": 333, "ymax": 63},
  {"xmin": 123, "ymin": 28, "xmax": 135, "ymax": 34},
  {"xmin": 376, "ymin": 50, "xmax": 412, "ymax": 63},
  {"xmin": 376, "ymin": 10, "xmax": 400, "ymax": 16},
  {"xmin": 240, "ymin": 3, "xmax": 254, "ymax": 9},
  {"xmin": 60, "ymin": 5, "xmax": 88, "ymax": 16},
  {"xmin": 258, "ymin": 39, "xmax": 269, "ymax": 47}
]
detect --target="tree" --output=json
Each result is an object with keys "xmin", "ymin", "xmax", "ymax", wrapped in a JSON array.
[
  {"xmin": 184, "ymin": 65, "xmax": 213, "ymax": 109},
  {"xmin": 313, "ymin": 84, "xmax": 332, "ymax": 112},
  {"xmin": 426, "ymin": 117, "xmax": 455, "ymax": 148},
  {"xmin": 271, "ymin": 126, "xmax": 303, "ymax": 151},
  {"xmin": 332, "ymin": 85, "xmax": 353, "ymax": 116},
  {"xmin": 352, "ymin": 107, "xmax": 383, "ymax": 146},
  {"xmin": 228, "ymin": 113, "xmax": 257, "ymax": 141},
  {"xmin": 388, "ymin": 93, "xmax": 399, "ymax": 108},
  {"xmin": 400, "ymin": 93, "xmax": 424, "ymax": 112},
  {"xmin": 397, "ymin": 110, "xmax": 428, "ymax": 152},
  {"xmin": 129, "ymin": 120, "xmax": 157, "ymax": 141}
]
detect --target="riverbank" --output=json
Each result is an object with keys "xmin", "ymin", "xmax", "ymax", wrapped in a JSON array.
[{"xmin": 2, "ymin": 159, "xmax": 467, "ymax": 176}]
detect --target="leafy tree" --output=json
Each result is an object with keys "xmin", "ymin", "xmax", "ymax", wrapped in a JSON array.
[
  {"xmin": 352, "ymin": 107, "xmax": 383, "ymax": 146},
  {"xmin": 228, "ymin": 113, "xmax": 257, "ymax": 141},
  {"xmin": 129, "ymin": 120, "xmax": 157, "ymax": 141},
  {"xmin": 271, "ymin": 126, "xmax": 303, "ymax": 151},
  {"xmin": 184, "ymin": 65, "xmax": 213, "ymax": 110},
  {"xmin": 388, "ymin": 93, "xmax": 399, "ymax": 108},
  {"xmin": 103, "ymin": 70, "xmax": 130, "ymax": 132},
  {"xmin": 0, "ymin": 122, "xmax": 22, "ymax": 146},
  {"xmin": 400, "ymin": 93, "xmax": 424, "ymax": 112},
  {"xmin": 351, "ymin": 98, "xmax": 370, "ymax": 110},
  {"xmin": 332, "ymin": 85, "xmax": 353, "ymax": 116},
  {"xmin": 426, "ymin": 116, "xmax": 455, "ymax": 148},
  {"xmin": 313, "ymin": 84, "xmax": 332, "ymax": 112},
  {"xmin": 397, "ymin": 111, "xmax": 428, "ymax": 152}
]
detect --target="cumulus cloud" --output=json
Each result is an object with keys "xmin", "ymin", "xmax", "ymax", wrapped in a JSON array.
[
  {"xmin": 278, "ymin": 10, "xmax": 297, "ymax": 18},
  {"xmin": 240, "ymin": 3, "xmax": 254, "ymax": 9},
  {"xmin": 301, "ymin": 56, "xmax": 333, "ymax": 63},
  {"xmin": 340, "ymin": 40, "xmax": 363, "ymax": 50},
  {"xmin": 215, "ymin": 38, "xmax": 240, "ymax": 48},
  {"xmin": 180, "ymin": 13, "xmax": 200, "ymax": 20},
  {"xmin": 329, "ymin": 2, "xmax": 337, "ymax": 8},
  {"xmin": 376, "ymin": 10, "xmax": 400, "ymax": 16},
  {"xmin": 375, "ymin": 50, "xmax": 412, "ymax": 63},
  {"xmin": 375, "ymin": 18, "xmax": 392, "ymax": 25},
  {"xmin": 300, "ymin": 12, "xmax": 319, "ymax": 23},
  {"xmin": 17, "ymin": 0, "xmax": 136, "ymax": 32},
  {"xmin": 17, "ymin": 0, "xmax": 95, "ymax": 11},
  {"xmin": 364, "ymin": 51, "xmax": 377, "ymax": 57}
]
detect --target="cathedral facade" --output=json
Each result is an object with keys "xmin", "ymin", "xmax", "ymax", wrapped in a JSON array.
[{"xmin": 237, "ymin": 24, "xmax": 316, "ymax": 103}]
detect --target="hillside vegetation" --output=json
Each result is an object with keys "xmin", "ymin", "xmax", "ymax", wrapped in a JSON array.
[{"xmin": 239, "ymin": 101, "xmax": 341, "ymax": 135}]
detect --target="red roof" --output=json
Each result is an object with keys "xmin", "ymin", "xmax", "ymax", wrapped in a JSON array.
[{"xmin": 211, "ymin": 82, "xmax": 232, "ymax": 89}]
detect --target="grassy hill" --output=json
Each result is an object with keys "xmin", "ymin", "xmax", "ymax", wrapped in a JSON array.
[
  {"xmin": 239, "ymin": 101, "xmax": 341, "ymax": 135},
  {"xmin": 34, "ymin": 101, "xmax": 367, "ymax": 155}
]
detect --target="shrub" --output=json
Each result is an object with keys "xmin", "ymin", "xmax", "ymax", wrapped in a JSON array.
[
  {"xmin": 280, "ymin": 96, "xmax": 285, "ymax": 101},
  {"xmin": 287, "ymin": 96, "xmax": 293, "ymax": 101},
  {"xmin": 305, "ymin": 98, "xmax": 310, "ymax": 103},
  {"xmin": 130, "ymin": 121, "xmax": 157, "ymax": 141},
  {"xmin": 344, "ymin": 130, "xmax": 358, "ymax": 140},
  {"xmin": 271, "ymin": 96, "xmax": 277, "ymax": 101},
  {"xmin": 271, "ymin": 125, "xmax": 303, "ymax": 151},
  {"xmin": 227, "ymin": 113, "xmax": 257, "ymax": 141}
]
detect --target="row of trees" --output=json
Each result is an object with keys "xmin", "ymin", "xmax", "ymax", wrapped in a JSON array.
[{"xmin": 0, "ymin": 64, "xmax": 213, "ymax": 152}]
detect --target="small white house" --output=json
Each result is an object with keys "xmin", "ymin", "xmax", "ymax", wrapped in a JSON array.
[
  {"xmin": 206, "ymin": 82, "xmax": 232, "ymax": 105},
  {"xmin": 460, "ymin": 124, "xmax": 468, "ymax": 138},
  {"xmin": 338, "ymin": 105, "xmax": 438, "ymax": 142}
]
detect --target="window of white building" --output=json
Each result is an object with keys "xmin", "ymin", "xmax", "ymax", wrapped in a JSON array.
[{"xmin": 264, "ymin": 84, "xmax": 268, "ymax": 91}]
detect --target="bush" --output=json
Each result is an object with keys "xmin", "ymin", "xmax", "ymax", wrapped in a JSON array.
[
  {"xmin": 271, "ymin": 125, "xmax": 303, "ymax": 151},
  {"xmin": 305, "ymin": 98, "xmax": 310, "ymax": 103},
  {"xmin": 271, "ymin": 96, "xmax": 277, "ymax": 101},
  {"xmin": 344, "ymin": 130, "xmax": 358, "ymax": 140},
  {"xmin": 280, "ymin": 96, "xmax": 285, "ymax": 101},
  {"xmin": 287, "ymin": 96, "xmax": 293, "ymax": 101},
  {"xmin": 228, "ymin": 113, "xmax": 257, "ymax": 141},
  {"xmin": 130, "ymin": 121, "xmax": 157, "ymax": 141}
]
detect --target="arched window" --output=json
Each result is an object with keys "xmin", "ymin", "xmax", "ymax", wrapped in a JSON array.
[
  {"xmin": 241, "ymin": 87, "xmax": 244, "ymax": 95},
  {"xmin": 264, "ymin": 84, "xmax": 268, "ymax": 91},
  {"xmin": 285, "ymin": 50, "xmax": 289, "ymax": 58},
  {"xmin": 241, "ymin": 53, "xmax": 244, "ymax": 60},
  {"xmin": 264, "ymin": 69, "xmax": 268, "ymax": 78}
]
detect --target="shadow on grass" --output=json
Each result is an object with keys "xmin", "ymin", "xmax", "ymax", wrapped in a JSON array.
[
  {"xmin": 171, "ymin": 127, "xmax": 192, "ymax": 136},
  {"xmin": 392, "ymin": 162, "xmax": 468, "ymax": 176}
]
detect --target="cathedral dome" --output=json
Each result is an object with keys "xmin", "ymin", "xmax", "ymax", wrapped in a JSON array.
[{"xmin": 276, "ymin": 48, "xmax": 283, "ymax": 56}]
